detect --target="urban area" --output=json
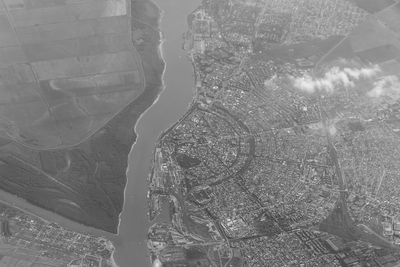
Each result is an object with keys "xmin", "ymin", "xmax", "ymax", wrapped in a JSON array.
[
  {"xmin": 147, "ymin": 0, "xmax": 400, "ymax": 266},
  {"xmin": 0, "ymin": 202, "xmax": 115, "ymax": 267}
]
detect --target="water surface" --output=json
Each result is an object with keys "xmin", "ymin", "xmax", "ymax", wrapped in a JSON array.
[{"xmin": 114, "ymin": 0, "xmax": 200, "ymax": 266}]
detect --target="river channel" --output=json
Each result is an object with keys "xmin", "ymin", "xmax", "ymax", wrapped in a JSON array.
[{"xmin": 114, "ymin": 0, "xmax": 200, "ymax": 266}]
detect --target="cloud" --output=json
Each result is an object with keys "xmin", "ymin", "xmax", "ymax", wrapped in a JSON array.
[
  {"xmin": 368, "ymin": 75, "xmax": 400, "ymax": 100},
  {"xmin": 292, "ymin": 65, "xmax": 381, "ymax": 93},
  {"xmin": 328, "ymin": 124, "xmax": 337, "ymax": 136},
  {"xmin": 308, "ymin": 120, "xmax": 339, "ymax": 136},
  {"xmin": 153, "ymin": 259, "xmax": 162, "ymax": 267}
]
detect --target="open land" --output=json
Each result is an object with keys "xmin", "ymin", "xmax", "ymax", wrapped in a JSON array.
[{"xmin": 0, "ymin": 0, "xmax": 164, "ymax": 234}]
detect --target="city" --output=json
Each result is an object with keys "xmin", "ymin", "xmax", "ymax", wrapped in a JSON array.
[
  {"xmin": 0, "ymin": 202, "xmax": 115, "ymax": 267},
  {"xmin": 147, "ymin": 0, "xmax": 400, "ymax": 266}
]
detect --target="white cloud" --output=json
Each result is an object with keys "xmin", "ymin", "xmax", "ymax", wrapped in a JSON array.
[
  {"xmin": 308, "ymin": 120, "xmax": 339, "ymax": 136},
  {"xmin": 292, "ymin": 65, "xmax": 381, "ymax": 93},
  {"xmin": 328, "ymin": 124, "xmax": 337, "ymax": 136},
  {"xmin": 153, "ymin": 259, "xmax": 162, "ymax": 267},
  {"xmin": 368, "ymin": 75, "xmax": 400, "ymax": 100}
]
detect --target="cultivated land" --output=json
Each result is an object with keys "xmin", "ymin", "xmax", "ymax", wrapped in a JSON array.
[
  {"xmin": 0, "ymin": 0, "xmax": 164, "ymax": 234},
  {"xmin": 147, "ymin": 0, "xmax": 400, "ymax": 266}
]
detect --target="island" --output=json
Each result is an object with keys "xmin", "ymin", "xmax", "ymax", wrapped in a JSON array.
[{"xmin": 147, "ymin": 0, "xmax": 400, "ymax": 266}]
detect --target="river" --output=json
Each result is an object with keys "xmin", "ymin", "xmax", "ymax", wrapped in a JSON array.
[{"xmin": 114, "ymin": 0, "xmax": 200, "ymax": 266}]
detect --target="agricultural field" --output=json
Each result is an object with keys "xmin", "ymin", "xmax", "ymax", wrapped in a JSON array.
[
  {"xmin": 350, "ymin": 0, "xmax": 395, "ymax": 13},
  {"xmin": 0, "ymin": 0, "xmax": 164, "ymax": 233},
  {"xmin": 0, "ymin": 0, "xmax": 144, "ymax": 149}
]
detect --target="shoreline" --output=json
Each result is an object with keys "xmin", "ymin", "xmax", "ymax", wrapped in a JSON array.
[
  {"xmin": 0, "ymin": 1, "xmax": 201, "ymax": 265},
  {"xmin": 116, "ymin": 0, "xmax": 201, "ymax": 265},
  {"xmin": 0, "ymin": 194, "xmax": 119, "ymax": 267},
  {"xmin": 0, "ymin": 189, "xmax": 117, "ymax": 240},
  {"xmin": 143, "ymin": 1, "xmax": 201, "ymax": 267},
  {"xmin": 148, "ymin": 5, "xmax": 199, "ymax": 150},
  {"xmin": 115, "ymin": 0, "xmax": 167, "ymax": 266},
  {"xmin": 118, "ymin": 0, "xmax": 166, "ymax": 235}
]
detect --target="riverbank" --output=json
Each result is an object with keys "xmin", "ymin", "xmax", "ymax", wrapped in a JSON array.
[
  {"xmin": 117, "ymin": 0, "xmax": 165, "ymax": 232},
  {"xmin": 115, "ymin": 0, "xmax": 201, "ymax": 266},
  {"xmin": 0, "ymin": 190, "xmax": 115, "ymax": 239}
]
